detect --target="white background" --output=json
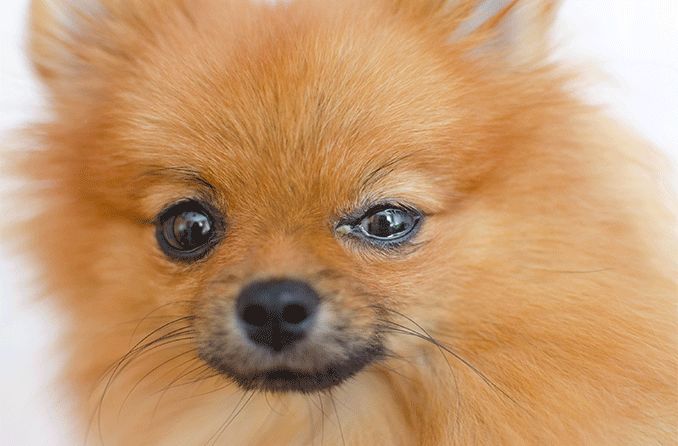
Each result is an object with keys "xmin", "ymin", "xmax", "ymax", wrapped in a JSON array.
[{"xmin": 1, "ymin": 1, "xmax": 677, "ymax": 445}]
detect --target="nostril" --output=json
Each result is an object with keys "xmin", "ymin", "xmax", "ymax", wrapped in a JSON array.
[
  {"xmin": 236, "ymin": 279, "xmax": 321, "ymax": 351},
  {"xmin": 282, "ymin": 303, "xmax": 309, "ymax": 325},
  {"xmin": 242, "ymin": 304, "xmax": 268, "ymax": 327}
]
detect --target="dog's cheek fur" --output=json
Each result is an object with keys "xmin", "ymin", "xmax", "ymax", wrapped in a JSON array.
[{"xmin": 14, "ymin": 0, "xmax": 678, "ymax": 444}]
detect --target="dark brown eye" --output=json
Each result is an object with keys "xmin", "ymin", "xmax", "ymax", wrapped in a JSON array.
[
  {"xmin": 156, "ymin": 200, "xmax": 223, "ymax": 262},
  {"xmin": 358, "ymin": 206, "xmax": 420, "ymax": 242},
  {"xmin": 337, "ymin": 204, "xmax": 422, "ymax": 247},
  {"xmin": 359, "ymin": 208, "xmax": 415, "ymax": 240}
]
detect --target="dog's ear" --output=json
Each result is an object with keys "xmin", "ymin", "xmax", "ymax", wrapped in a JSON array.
[
  {"xmin": 28, "ymin": 0, "xmax": 171, "ymax": 96},
  {"xmin": 30, "ymin": 0, "xmax": 108, "ymax": 90},
  {"xmin": 392, "ymin": 0, "xmax": 559, "ymax": 66}
]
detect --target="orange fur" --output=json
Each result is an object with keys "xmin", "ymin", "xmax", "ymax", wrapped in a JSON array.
[{"xmin": 14, "ymin": 0, "xmax": 678, "ymax": 444}]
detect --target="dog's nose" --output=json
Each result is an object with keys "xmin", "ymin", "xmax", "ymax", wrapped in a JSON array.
[{"xmin": 236, "ymin": 279, "xmax": 320, "ymax": 352}]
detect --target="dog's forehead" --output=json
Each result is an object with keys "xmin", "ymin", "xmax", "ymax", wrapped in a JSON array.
[
  {"xmin": 105, "ymin": 5, "xmax": 464, "ymax": 217},
  {"xmin": 126, "ymin": 20, "xmax": 454, "ymax": 169}
]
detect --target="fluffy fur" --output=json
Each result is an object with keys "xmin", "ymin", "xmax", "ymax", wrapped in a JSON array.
[{"xmin": 15, "ymin": 0, "xmax": 677, "ymax": 444}]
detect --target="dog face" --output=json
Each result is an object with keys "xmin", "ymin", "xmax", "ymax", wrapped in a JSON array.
[
  {"xmin": 28, "ymin": 0, "xmax": 552, "ymax": 394},
  {"xmin": 28, "ymin": 0, "xmax": 643, "ymax": 418},
  {"xmin": 86, "ymin": 5, "xmax": 474, "ymax": 393},
  {"xmin": 22, "ymin": 1, "xmax": 678, "ymax": 444}
]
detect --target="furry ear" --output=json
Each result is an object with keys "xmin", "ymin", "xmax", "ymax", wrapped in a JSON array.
[
  {"xmin": 392, "ymin": 0, "xmax": 559, "ymax": 66},
  {"xmin": 464, "ymin": 0, "xmax": 559, "ymax": 65},
  {"xmin": 28, "ymin": 0, "xmax": 163, "ymax": 96},
  {"xmin": 29, "ymin": 0, "xmax": 108, "ymax": 88}
]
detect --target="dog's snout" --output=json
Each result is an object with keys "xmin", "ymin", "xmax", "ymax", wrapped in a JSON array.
[{"xmin": 236, "ymin": 279, "xmax": 320, "ymax": 352}]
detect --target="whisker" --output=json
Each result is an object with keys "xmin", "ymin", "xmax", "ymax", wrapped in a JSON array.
[
  {"xmin": 182, "ymin": 376, "xmax": 233, "ymax": 400},
  {"xmin": 373, "ymin": 305, "xmax": 520, "ymax": 409},
  {"xmin": 107, "ymin": 330, "xmax": 197, "ymax": 388},
  {"xmin": 303, "ymin": 393, "xmax": 328, "ymax": 446},
  {"xmin": 150, "ymin": 360, "xmax": 214, "ymax": 421},
  {"xmin": 262, "ymin": 392, "xmax": 286, "ymax": 417},
  {"xmin": 206, "ymin": 391, "xmax": 255, "ymax": 446},
  {"xmin": 93, "ymin": 318, "xmax": 195, "ymax": 391},
  {"xmin": 85, "ymin": 315, "xmax": 196, "ymax": 446},
  {"xmin": 303, "ymin": 396, "xmax": 317, "ymax": 446},
  {"xmin": 205, "ymin": 391, "xmax": 248, "ymax": 446},
  {"xmin": 380, "ymin": 322, "xmax": 510, "ymax": 402},
  {"xmin": 128, "ymin": 317, "xmax": 195, "ymax": 354},
  {"xmin": 128, "ymin": 300, "xmax": 196, "ymax": 345},
  {"xmin": 328, "ymin": 390, "xmax": 346, "ymax": 446},
  {"xmin": 118, "ymin": 349, "xmax": 195, "ymax": 416},
  {"xmin": 378, "ymin": 321, "xmax": 463, "ymax": 423},
  {"xmin": 318, "ymin": 393, "xmax": 326, "ymax": 446},
  {"xmin": 373, "ymin": 361, "xmax": 415, "ymax": 383},
  {"xmin": 93, "ymin": 335, "xmax": 196, "ymax": 444},
  {"xmin": 154, "ymin": 364, "xmax": 215, "ymax": 395}
]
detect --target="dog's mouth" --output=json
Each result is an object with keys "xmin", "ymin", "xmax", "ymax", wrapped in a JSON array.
[{"xmin": 205, "ymin": 344, "xmax": 384, "ymax": 393}]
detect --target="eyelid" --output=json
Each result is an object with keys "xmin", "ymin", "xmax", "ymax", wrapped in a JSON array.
[
  {"xmin": 140, "ymin": 189, "xmax": 216, "ymax": 225},
  {"xmin": 337, "ymin": 200, "xmax": 424, "ymax": 226},
  {"xmin": 154, "ymin": 197, "xmax": 205, "ymax": 224}
]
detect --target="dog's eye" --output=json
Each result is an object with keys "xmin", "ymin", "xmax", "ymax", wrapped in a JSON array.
[
  {"xmin": 359, "ymin": 206, "xmax": 420, "ymax": 241},
  {"xmin": 337, "ymin": 204, "xmax": 422, "ymax": 247},
  {"xmin": 156, "ymin": 200, "xmax": 222, "ymax": 262}
]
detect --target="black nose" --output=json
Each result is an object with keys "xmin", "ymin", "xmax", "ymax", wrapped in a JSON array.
[{"xmin": 236, "ymin": 279, "xmax": 320, "ymax": 352}]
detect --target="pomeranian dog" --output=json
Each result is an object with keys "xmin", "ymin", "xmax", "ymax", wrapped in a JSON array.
[{"xmin": 17, "ymin": 0, "xmax": 677, "ymax": 444}]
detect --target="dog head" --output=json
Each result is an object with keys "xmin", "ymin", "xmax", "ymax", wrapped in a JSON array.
[{"xmin": 27, "ymin": 0, "xmax": 560, "ymax": 393}]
